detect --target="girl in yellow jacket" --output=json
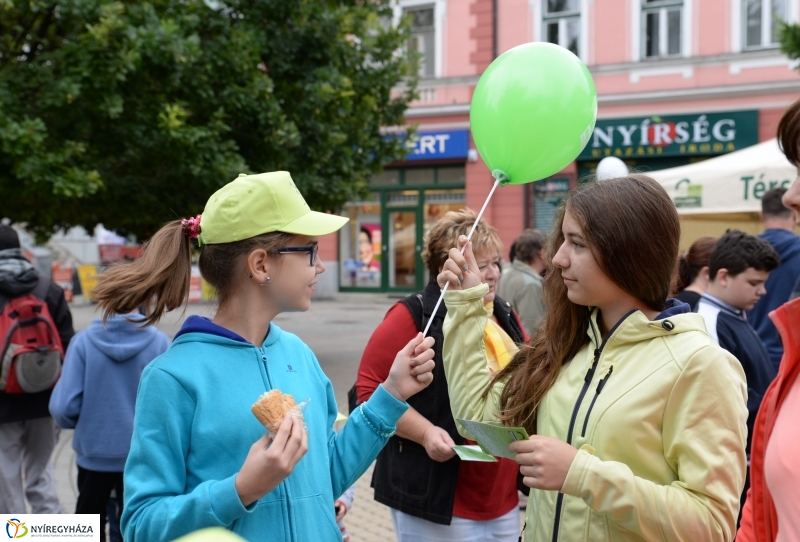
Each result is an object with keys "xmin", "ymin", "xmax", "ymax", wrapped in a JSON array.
[{"xmin": 435, "ymin": 175, "xmax": 748, "ymax": 542}]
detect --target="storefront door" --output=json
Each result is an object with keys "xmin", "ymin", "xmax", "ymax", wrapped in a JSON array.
[
  {"xmin": 387, "ymin": 208, "xmax": 421, "ymax": 291},
  {"xmin": 339, "ymin": 167, "xmax": 466, "ymax": 293}
]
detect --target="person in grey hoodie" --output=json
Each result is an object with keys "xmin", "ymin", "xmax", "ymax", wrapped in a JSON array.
[
  {"xmin": 497, "ymin": 229, "xmax": 547, "ymax": 337},
  {"xmin": 49, "ymin": 313, "xmax": 169, "ymax": 542}
]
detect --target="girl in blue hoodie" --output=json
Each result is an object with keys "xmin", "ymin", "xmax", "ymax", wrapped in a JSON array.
[
  {"xmin": 88, "ymin": 171, "xmax": 436, "ymax": 542},
  {"xmin": 49, "ymin": 313, "xmax": 170, "ymax": 541}
]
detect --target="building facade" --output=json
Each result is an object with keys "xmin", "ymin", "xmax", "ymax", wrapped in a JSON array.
[{"xmin": 316, "ymin": 0, "xmax": 800, "ymax": 296}]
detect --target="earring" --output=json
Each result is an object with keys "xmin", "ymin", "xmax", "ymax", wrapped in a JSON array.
[{"xmin": 261, "ymin": 276, "xmax": 271, "ymax": 286}]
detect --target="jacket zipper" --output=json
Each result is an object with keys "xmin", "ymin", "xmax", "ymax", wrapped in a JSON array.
[
  {"xmin": 260, "ymin": 346, "xmax": 297, "ymax": 540},
  {"xmin": 581, "ymin": 366, "xmax": 614, "ymax": 438},
  {"xmin": 285, "ymin": 481, "xmax": 295, "ymax": 541},
  {"xmin": 551, "ymin": 309, "xmax": 636, "ymax": 542},
  {"xmin": 260, "ymin": 346, "xmax": 272, "ymax": 389},
  {"xmin": 551, "ymin": 343, "xmax": 599, "ymax": 542}
]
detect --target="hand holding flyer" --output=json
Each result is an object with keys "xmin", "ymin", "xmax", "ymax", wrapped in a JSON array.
[{"xmin": 456, "ymin": 419, "xmax": 530, "ymax": 460}]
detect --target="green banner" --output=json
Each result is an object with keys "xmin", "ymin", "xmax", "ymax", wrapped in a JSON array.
[{"xmin": 579, "ymin": 111, "xmax": 759, "ymax": 159}]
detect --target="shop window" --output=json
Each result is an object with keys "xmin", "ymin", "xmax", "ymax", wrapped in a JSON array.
[
  {"xmin": 422, "ymin": 189, "xmax": 466, "ymax": 284},
  {"xmin": 369, "ymin": 167, "xmax": 466, "ymax": 188},
  {"xmin": 370, "ymin": 170, "xmax": 400, "ymax": 186},
  {"xmin": 532, "ymin": 177, "xmax": 571, "ymax": 232},
  {"xmin": 405, "ymin": 5, "xmax": 435, "ymax": 78},
  {"xmin": 543, "ymin": 0, "xmax": 580, "ymax": 56},
  {"xmin": 437, "ymin": 167, "xmax": 465, "ymax": 185},
  {"xmin": 340, "ymin": 198, "xmax": 382, "ymax": 289},
  {"xmin": 388, "ymin": 210, "xmax": 418, "ymax": 288},
  {"xmin": 744, "ymin": 0, "xmax": 789, "ymax": 49},
  {"xmin": 642, "ymin": 0, "xmax": 683, "ymax": 58},
  {"xmin": 423, "ymin": 189, "xmax": 466, "ymax": 231},
  {"xmin": 405, "ymin": 168, "xmax": 435, "ymax": 186},
  {"xmin": 387, "ymin": 190, "xmax": 420, "ymax": 207}
]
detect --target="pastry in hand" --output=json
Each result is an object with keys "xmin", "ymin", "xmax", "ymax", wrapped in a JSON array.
[{"xmin": 251, "ymin": 390, "xmax": 298, "ymax": 434}]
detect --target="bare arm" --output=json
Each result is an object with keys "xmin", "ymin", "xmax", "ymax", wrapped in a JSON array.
[{"xmin": 396, "ymin": 407, "xmax": 455, "ymax": 462}]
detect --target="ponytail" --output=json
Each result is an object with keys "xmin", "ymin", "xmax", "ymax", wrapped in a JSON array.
[
  {"xmin": 92, "ymin": 221, "xmax": 192, "ymax": 327},
  {"xmin": 671, "ymin": 235, "xmax": 718, "ymax": 295},
  {"xmin": 674, "ymin": 254, "xmax": 693, "ymax": 293}
]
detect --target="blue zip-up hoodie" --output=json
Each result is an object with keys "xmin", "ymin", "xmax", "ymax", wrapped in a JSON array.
[
  {"xmin": 49, "ymin": 314, "xmax": 170, "ymax": 471},
  {"xmin": 120, "ymin": 316, "xmax": 408, "ymax": 542},
  {"xmin": 747, "ymin": 228, "xmax": 800, "ymax": 370}
]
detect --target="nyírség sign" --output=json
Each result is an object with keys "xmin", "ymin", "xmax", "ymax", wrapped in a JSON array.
[{"xmin": 579, "ymin": 111, "xmax": 758, "ymax": 159}]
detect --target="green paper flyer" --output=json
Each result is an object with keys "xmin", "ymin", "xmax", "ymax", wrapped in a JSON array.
[
  {"xmin": 452, "ymin": 444, "xmax": 497, "ymax": 462},
  {"xmin": 456, "ymin": 419, "xmax": 530, "ymax": 460}
]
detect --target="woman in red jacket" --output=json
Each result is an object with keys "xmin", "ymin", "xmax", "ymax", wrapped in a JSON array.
[
  {"xmin": 737, "ymin": 97, "xmax": 800, "ymax": 542},
  {"xmin": 356, "ymin": 209, "xmax": 528, "ymax": 541}
]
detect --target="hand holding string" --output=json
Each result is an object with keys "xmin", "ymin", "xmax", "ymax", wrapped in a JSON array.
[{"xmin": 422, "ymin": 177, "xmax": 501, "ymax": 337}]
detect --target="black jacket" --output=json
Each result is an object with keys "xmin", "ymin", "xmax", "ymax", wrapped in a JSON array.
[
  {"xmin": 0, "ymin": 249, "xmax": 75, "ymax": 424},
  {"xmin": 370, "ymin": 281, "xmax": 525, "ymax": 524}
]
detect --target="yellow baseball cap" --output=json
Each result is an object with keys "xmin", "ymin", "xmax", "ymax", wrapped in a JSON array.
[{"xmin": 198, "ymin": 171, "xmax": 348, "ymax": 245}]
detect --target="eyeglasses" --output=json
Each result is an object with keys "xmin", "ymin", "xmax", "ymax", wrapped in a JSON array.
[{"xmin": 276, "ymin": 243, "xmax": 319, "ymax": 266}]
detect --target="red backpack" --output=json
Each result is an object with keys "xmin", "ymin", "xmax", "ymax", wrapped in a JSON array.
[{"xmin": 0, "ymin": 279, "xmax": 64, "ymax": 394}]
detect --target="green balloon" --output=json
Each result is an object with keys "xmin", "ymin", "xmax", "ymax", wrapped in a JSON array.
[{"xmin": 470, "ymin": 43, "xmax": 597, "ymax": 185}]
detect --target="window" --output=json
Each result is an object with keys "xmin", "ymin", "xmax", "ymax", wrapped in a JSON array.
[
  {"xmin": 532, "ymin": 177, "xmax": 571, "ymax": 232},
  {"xmin": 340, "ymin": 198, "xmax": 382, "ymax": 289},
  {"xmin": 543, "ymin": 0, "xmax": 580, "ymax": 56},
  {"xmin": 404, "ymin": 168, "xmax": 435, "ymax": 186},
  {"xmin": 642, "ymin": 0, "xmax": 683, "ymax": 58},
  {"xmin": 405, "ymin": 5, "xmax": 435, "ymax": 78},
  {"xmin": 744, "ymin": 0, "xmax": 789, "ymax": 48}
]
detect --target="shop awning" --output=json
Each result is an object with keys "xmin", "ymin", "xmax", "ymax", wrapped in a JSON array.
[{"xmin": 646, "ymin": 138, "xmax": 796, "ymax": 215}]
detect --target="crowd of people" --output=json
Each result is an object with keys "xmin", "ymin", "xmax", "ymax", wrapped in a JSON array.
[
  {"xmin": 353, "ymin": 99, "xmax": 800, "ymax": 542},
  {"xmin": 1, "ymin": 99, "xmax": 799, "ymax": 542}
]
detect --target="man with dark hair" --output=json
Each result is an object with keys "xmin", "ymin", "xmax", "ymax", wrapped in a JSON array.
[
  {"xmin": 747, "ymin": 187, "xmax": 800, "ymax": 371},
  {"xmin": 497, "ymin": 229, "xmax": 547, "ymax": 336},
  {"xmin": 0, "ymin": 224, "xmax": 74, "ymax": 513},
  {"xmin": 697, "ymin": 230, "xmax": 779, "ymax": 521},
  {"xmin": 698, "ymin": 234, "xmax": 776, "ymax": 439}
]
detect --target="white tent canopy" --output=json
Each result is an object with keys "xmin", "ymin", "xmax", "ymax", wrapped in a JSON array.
[{"xmin": 646, "ymin": 138, "xmax": 796, "ymax": 215}]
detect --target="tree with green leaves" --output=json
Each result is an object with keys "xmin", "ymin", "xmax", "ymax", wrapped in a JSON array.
[
  {"xmin": 780, "ymin": 20, "xmax": 800, "ymax": 64},
  {"xmin": 0, "ymin": 0, "xmax": 416, "ymax": 241}
]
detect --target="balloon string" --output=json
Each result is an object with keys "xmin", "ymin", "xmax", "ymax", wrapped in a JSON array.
[{"xmin": 422, "ymin": 177, "xmax": 502, "ymax": 338}]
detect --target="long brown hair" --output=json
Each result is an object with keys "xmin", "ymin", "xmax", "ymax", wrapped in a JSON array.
[
  {"xmin": 92, "ymin": 221, "xmax": 294, "ymax": 326},
  {"xmin": 492, "ymin": 175, "xmax": 680, "ymax": 433}
]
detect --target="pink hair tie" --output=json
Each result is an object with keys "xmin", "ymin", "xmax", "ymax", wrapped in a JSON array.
[{"xmin": 181, "ymin": 215, "xmax": 202, "ymax": 240}]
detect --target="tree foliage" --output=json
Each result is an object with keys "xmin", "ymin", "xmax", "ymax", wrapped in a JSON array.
[
  {"xmin": 0, "ymin": 0, "xmax": 416, "ymax": 241},
  {"xmin": 779, "ymin": 20, "xmax": 800, "ymax": 62}
]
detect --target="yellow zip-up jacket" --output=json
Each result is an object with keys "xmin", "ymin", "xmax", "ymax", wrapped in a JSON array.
[{"xmin": 443, "ymin": 285, "xmax": 748, "ymax": 542}]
